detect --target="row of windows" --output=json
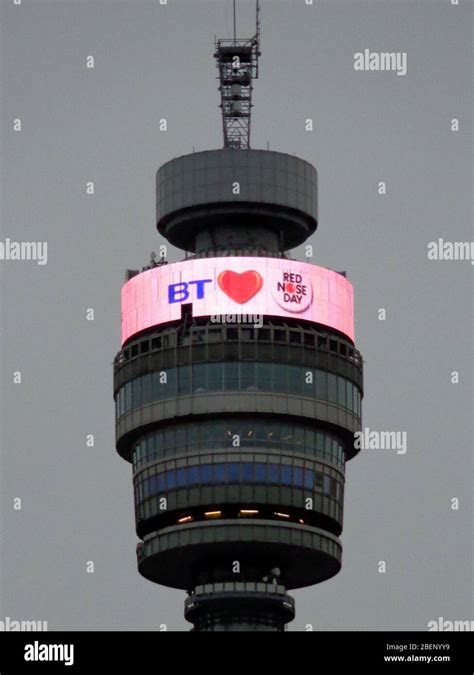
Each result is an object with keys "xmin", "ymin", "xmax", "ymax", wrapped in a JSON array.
[
  {"xmin": 116, "ymin": 363, "xmax": 362, "ymax": 418},
  {"xmin": 137, "ymin": 462, "xmax": 341, "ymax": 503},
  {"xmin": 116, "ymin": 324, "xmax": 361, "ymax": 367},
  {"xmin": 132, "ymin": 420, "xmax": 345, "ymax": 470},
  {"xmin": 136, "ymin": 455, "xmax": 341, "ymax": 489}
]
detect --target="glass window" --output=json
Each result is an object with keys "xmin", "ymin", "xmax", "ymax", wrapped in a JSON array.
[
  {"xmin": 323, "ymin": 475, "xmax": 331, "ymax": 496},
  {"xmin": 242, "ymin": 427, "xmax": 255, "ymax": 446},
  {"xmin": 188, "ymin": 466, "xmax": 199, "ymax": 484},
  {"xmin": 224, "ymin": 363, "xmax": 239, "ymax": 390},
  {"xmin": 288, "ymin": 366, "xmax": 302, "ymax": 395},
  {"xmin": 240, "ymin": 327, "xmax": 254, "ymax": 341},
  {"xmin": 152, "ymin": 371, "xmax": 161, "ymax": 400},
  {"xmin": 304, "ymin": 469, "xmax": 313, "ymax": 489},
  {"xmin": 255, "ymin": 463, "xmax": 266, "ymax": 482},
  {"xmin": 142, "ymin": 374, "xmax": 152, "ymax": 405},
  {"xmin": 316, "ymin": 432, "xmax": 325, "ymax": 452},
  {"xmin": 289, "ymin": 331, "xmax": 301, "ymax": 345},
  {"xmin": 166, "ymin": 369, "xmax": 177, "ymax": 398},
  {"xmin": 273, "ymin": 328, "xmax": 287, "ymax": 342},
  {"xmin": 293, "ymin": 467, "xmax": 303, "ymax": 487},
  {"xmin": 328, "ymin": 374, "xmax": 337, "ymax": 403},
  {"xmin": 164, "ymin": 426, "xmax": 174, "ymax": 452},
  {"xmin": 125, "ymin": 382, "xmax": 132, "ymax": 412},
  {"xmin": 192, "ymin": 364, "xmax": 207, "ymax": 393},
  {"xmin": 207, "ymin": 328, "xmax": 223, "ymax": 343},
  {"xmin": 241, "ymin": 362, "xmax": 256, "ymax": 391},
  {"xmin": 317, "ymin": 335, "xmax": 328, "ymax": 350},
  {"xmin": 255, "ymin": 420, "xmax": 266, "ymax": 443},
  {"xmin": 132, "ymin": 444, "xmax": 140, "ymax": 466},
  {"xmin": 178, "ymin": 366, "xmax": 191, "ymax": 396},
  {"xmin": 272, "ymin": 364, "xmax": 287, "ymax": 393},
  {"xmin": 315, "ymin": 370, "xmax": 327, "ymax": 399},
  {"xmin": 194, "ymin": 422, "xmax": 203, "ymax": 447},
  {"xmin": 166, "ymin": 470, "xmax": 176, "ymax": 489},
  {"xmin": 207, "ymin": 363, "xmax": 223, "ymax": 391},
  {"xmin": 314, "ymin": 472, "xmax": 323, "ymax": 491},
  {"xmin": 293, "ymin": 425, "xmax": 304, "ymax": 448},
  {"xmin": 213, "ymin": 420, "xmax": 226, "ymax": 446},
  {"xmin": 274, "ymin": 329, "xmax": 286, "ymax": 343},
  {"xmin": 228, "ymin": 463, "xmax": 239, "ymax": 482},
  {"xmin": 156, "ymin": 430, "xmax": 164, "ymax": 453},
  {"xmin": 200, "ymin": 465, "xmax": 212, "ymax": 484},
  {"xmin": 176, "ymin": 426, "xmax": 186, "ymax": 449},
  {"xmin": 221, "ymin": 426, "xmax": 233, "ymax": 448},
  {"xmin": 256, "ymin": 362, "xmax": 272, "ymax": 390},
  {"xmin": 176, "ymin": 468, "xmax": 187, "ymax": 488},
  {"xmin": 141, "ymin": 435, "xmax": 148, "ymax": 460},
  {"xmin": 214, "ymin": 464, "xmax": 226, "ymax": 483},
  {"xmin": 200, "ymin": 423, "xmax": 212, "ymax": 447},
  {"xmin": 241, "ymin": 463, "xmax": 254, "ymax": 481},
  {"xmin": 157, "ymin": 474, "xmax": 166, "ymax": 492},
  {"xmin": 346, "ymin": 380, "xmax": 352, "ymax": 412},
  {"xmin": 268, "ymin": 464, "xmax": 279, "ymax": 483},
  {"xmin": 281, "ymin": 466, "xmax": 292, "ymax": 486},
  {"xmin": 305, "ymin": 428, "xmax": 315, "ymax": 453},
  {"xmin": 279, "ymin": 430, "xmax": 291, "ymax": 451},
  {"xmin": 268, "ymin": 423, "xmax": 280, "ymax": 445},
  {"xmin": 337, "ymin": 376, "xmax": 346, "ymax": 407},
  {"xmin": 148, "ymin": 476, "xmax": 158, "ymax": 497}
]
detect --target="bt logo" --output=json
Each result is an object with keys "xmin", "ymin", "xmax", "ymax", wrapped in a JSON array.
[{"xmin": 168, "ymin": 279, "xmax": 212, "ymax": 304}]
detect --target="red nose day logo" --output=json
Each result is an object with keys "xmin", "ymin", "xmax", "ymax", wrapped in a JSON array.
[
  {"xmin": 272, "ymin": 271, "xmax": 313, "ymax": 312},
  {"xmin": 217, "ymin": 270, "xmax": 263, "ymax": 304}
]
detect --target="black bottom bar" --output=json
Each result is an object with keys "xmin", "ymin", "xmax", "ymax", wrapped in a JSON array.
[{"xmin": 0, "ymin": 631, "xmax": 472, "ymax": 673}]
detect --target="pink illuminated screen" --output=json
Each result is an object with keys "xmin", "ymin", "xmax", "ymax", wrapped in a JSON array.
[{"xmin": 121, "ymin": 257, "xmax": 355, "ymax": 345}]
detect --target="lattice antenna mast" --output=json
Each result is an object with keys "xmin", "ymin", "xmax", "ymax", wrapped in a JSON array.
[{"xmin": 214, "ymin": 0, "xmax": 261, "ymax": 149}]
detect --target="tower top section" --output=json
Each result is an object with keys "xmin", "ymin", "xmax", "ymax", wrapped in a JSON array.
[
  {"xmin": 214, "ymin": 0, "xmax": 261, "ymax": 149},
  {"xmin": 156, "ymin": 149, "xmax": 318, "ymax": 253}
]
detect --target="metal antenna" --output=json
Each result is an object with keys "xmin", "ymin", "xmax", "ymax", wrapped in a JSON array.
[
  {"xmin": 214, "ymin": 0, "xmax": 261, "ymax": 149},
  {"xmin": 233, "ymin": 0, "xmax": 237, "ymax": 43}
]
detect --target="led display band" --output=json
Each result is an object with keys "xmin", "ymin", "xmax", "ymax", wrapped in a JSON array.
[{"xmin": 121, "ymin": 257, "xmax": 354, "ymax": 345}]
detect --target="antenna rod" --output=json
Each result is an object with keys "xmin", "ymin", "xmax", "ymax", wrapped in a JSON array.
[
  {"xmin": 233, "ymin": 0, "xmax": 236, "ymax": 43},
  {"xmin": 256, "ymin": 0, "xmax": 260, "ymax": 43}
]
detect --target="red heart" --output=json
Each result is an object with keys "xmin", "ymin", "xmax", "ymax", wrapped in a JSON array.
[{"xmin": 217, "ymin": 270, "xmax": 263, "ymax": 304}]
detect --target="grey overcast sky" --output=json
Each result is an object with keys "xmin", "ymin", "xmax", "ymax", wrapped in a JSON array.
[{"xmin": 0, "ymin": 0, "xmax": 472, "ymax": 631}]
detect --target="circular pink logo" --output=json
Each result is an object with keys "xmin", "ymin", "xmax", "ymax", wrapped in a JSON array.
[{"xmin": 271, "ymin": 269, "xmax": 313, "ymax": 312}]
